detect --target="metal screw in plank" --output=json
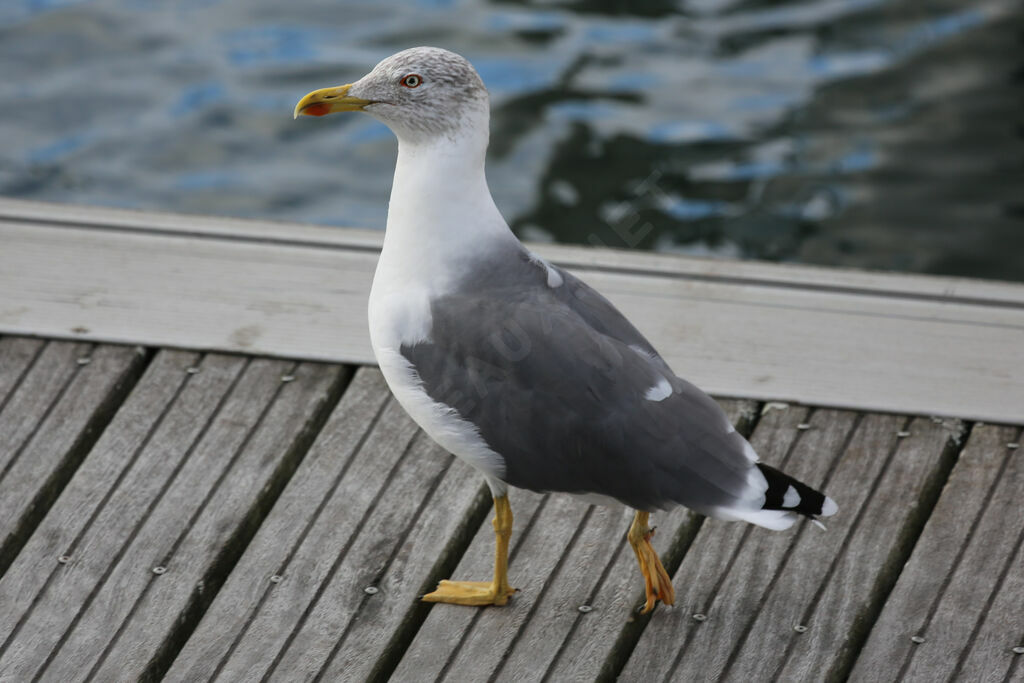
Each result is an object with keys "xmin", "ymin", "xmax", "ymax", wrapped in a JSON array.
[
  {"xmin": 186, "ymin": 367, "xmax": 200, "ymax": 375},
  {"xmin": 897, "ymin": 431, "xmax": 911, "ymax": 438},
  {"xmin": 281, "ymin": 374, "xmax": 296, "ymax": 383},
  {"xmin": 578, "ymin": 605, "xmax": 593, "ymax": 613},
  {"xmin": 57, "ymin": 555, "xmax": 71, "ymax": 564},
  {"xmin": 364, "ymin": 586, "xmax": 379, "ymax": 595},
  {"xmin": 76, "ymin": 357, "xmax": 92, "ymax": 366},
  {"xmin": 152, "ymin": 566, "xmax": 167, "ymax": 575},
  {"xmin": 692, "ymin": 613, "xmax": 707, "ymax": 622},
  {"xmin": 796, "ymin": 423, "xmax": 811, "ymax": 431},
  {"xmin": 793, "ymin": 624, "xmax": 808, "ymax": 633},
  {"xmin": 911, "ymin": 635, "xmax": 925, "ymax": 644},
  {"xmin": 270, "ymin": 575, "xmax": 283, "ymax": 584}
]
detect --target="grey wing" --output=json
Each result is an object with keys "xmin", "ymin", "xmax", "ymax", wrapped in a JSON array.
[
  {"xmin": 401, "ymin": 279, "xmax": 763, "ymax": 513},
  {"xmin": 553, "ymin": 265, "xmax": 667, "ymax": 367}
]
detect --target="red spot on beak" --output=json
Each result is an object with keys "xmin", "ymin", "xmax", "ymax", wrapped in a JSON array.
[{"xmin": 304, "ymin": 103, "xmax": 331, "ymax": 117}]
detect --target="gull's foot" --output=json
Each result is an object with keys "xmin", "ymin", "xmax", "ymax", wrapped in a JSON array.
[
  {"xmin": 421, "ymin": 579, "xmax": 518, "ymax": 606},
  {"xmin": 635, "ymin": 531, "xmax": 676, "ymax": 614}
]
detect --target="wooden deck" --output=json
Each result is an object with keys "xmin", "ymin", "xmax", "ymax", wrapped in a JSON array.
[
  {"xmin": 0, "ymin": 338, "xmax": 1021, "ymax": 682},
  {"xmin": 1, "ymin": 200, "xmax": 1023, "ymax": 681}
]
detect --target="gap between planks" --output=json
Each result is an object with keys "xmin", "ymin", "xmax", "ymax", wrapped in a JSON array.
[
  {"xmin": 0, "ymin": 338, "xmax": 151, "ymax": 579},
  {"xmin": 0, "ymin": 349, "xmax": 352, "ymax": 683},
  {"xmin": 139, "ymin": 359, "xmax": 353, "ymax": 681},
  {"xmin": 618, "ymin": 409, "xmax": 968, "ymax": 683}
]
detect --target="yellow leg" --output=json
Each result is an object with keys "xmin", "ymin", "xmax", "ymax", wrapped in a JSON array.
[
  {"xmin": 422, "ymin": 495, "xmax": 518, "ymax": 606},
  {"xmin": 628, "ymin": 510, "xmax": 675, "ymax": 614}
]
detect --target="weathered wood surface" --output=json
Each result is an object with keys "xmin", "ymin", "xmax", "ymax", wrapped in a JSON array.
[
  {"xmin": 0, "ymin": 349, "xmax": 347, "ymax": 682},
  {"xmin": 392, "ymin": 400, "xmax": 756, "ymax": 682},
  {"xmin": 0, "ymin": 339, "xmax": 144, "ymax": 577},
  {"xmin": 165, "ymin": 368, "xmax": 491, "ymax": 682},
  {"xmin": 3, "ymin": 198, "xmax": 1023, "ymax": 424},
  {"xmin": 3, "ymin": 197, "xmax": 1020, "ymax": 303},
  {"xmin": 2, "ymin": 333, "xmax": 1015, "ymax": 682},
  {"xmin": 622, "ymin": 409, "xmax": 964, "ymax": 682},
  {"xmin": 0, "ymin": 337, "xmax": 45, "ymax": 408},
  {"xmin": 850, "ymin": 424, "xmax": 1024, "ymax": 683}
]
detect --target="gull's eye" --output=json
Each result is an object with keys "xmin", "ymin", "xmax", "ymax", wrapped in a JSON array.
[{"xmin": 401, "ymin": 74, "xmax": 422, "ymax": 88}]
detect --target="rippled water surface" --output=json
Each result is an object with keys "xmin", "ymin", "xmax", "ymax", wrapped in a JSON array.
[{"xmin": 2, "ymin": 0, "xmax": 1022, "ymax": 281}]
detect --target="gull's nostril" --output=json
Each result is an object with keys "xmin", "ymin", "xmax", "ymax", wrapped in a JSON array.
[{"xmin": 323, "ymin": 94, "xmax": 336, "ymax": 99}]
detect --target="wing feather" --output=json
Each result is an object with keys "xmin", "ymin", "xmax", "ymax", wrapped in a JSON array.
[{"xmin": 401, "ymin": 255, "xmax": 763, "ymax": 512}]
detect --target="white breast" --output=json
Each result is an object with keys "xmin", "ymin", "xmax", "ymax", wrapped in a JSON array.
[{"xmin": 368, "ymin": 288, "xmax": 508, "ymax": 494}]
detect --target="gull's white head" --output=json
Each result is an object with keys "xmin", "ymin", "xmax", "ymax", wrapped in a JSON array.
[{"xmin": 294, "ymin": 47, "xmax": 489, "ymax": 145}]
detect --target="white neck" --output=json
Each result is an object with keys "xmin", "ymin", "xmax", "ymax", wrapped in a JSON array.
[{"xmin": 373, "ymin": 120, "xmax": 519, "ymax": 297}]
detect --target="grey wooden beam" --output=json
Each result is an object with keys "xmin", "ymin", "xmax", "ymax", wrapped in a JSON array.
[{"xmin": 2, "ymin": 198, "xmax": 1023, "ymax": 424}]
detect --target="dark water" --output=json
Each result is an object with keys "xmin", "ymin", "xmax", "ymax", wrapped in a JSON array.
[{"xmin": 2, "ymin": 0, "xmax": 1022, "ymax": 282}]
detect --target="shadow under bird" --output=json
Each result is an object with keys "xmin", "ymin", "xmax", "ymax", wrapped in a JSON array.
[{"xmin": 294, "ymin": 47, "xmax": 837, "ymax": 613}]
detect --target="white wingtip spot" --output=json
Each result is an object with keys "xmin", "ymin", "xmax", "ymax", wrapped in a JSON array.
[
  {"xmin": 821, "ymin": 496, "xmax": 838, "ymax": 517},
  {"xmin": 741, "ymin": 438, "xmax": 759, "ymax": 463},
  {"xmin": 721, "ymin": 508, "xmax": 798, "ymax": 530},
  {"xmin": 644, "ymin": 376, "xmax": 672, "ymax": 402},
  {"xmin": 783, "ymin": 485, "xmax": 800, "ymax": 509},
  {"xmin": 545, "ymin": 264, "xmax": 563, "ymax": 288}
]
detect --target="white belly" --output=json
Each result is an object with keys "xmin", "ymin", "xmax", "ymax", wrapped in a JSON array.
[{"xmin": 368, "ymin": 288, "xmax": 508, "ymax": 494}]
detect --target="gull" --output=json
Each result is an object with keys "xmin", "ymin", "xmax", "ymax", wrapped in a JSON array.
[{"xmin": 294, "ymin": 47, "xmax": 836, "ymax": 613}]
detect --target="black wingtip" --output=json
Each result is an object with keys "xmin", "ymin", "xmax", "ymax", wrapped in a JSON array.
[{"xmin": 756, "ymin": 463, "xmax": 831, "ymax": 517}]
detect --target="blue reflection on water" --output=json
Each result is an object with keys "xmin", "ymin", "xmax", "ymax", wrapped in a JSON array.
[
  {"xmin": 28, "ymin": 133, "xmax": 90, "ymax": 164},
  {"xmin": 171, "ymin": 82, "xmax": 225, "ymax": 118},
  {"xmin": 582, "ymin": 23, "xmax": 658, "ymax": 44},
  {"xmin": 833, "ymin": 147, "xmax": 877, "ymax": 174},
  {"xmin": 175, "ymin": 170, "xmax": 243, "ymax": 190},
  {"xmin": 473, "ymin": 59, "xmax": 559, "ymax": 94},
  {"xmin": 898, "ymin": 8, "xmax": 987, "ymax": 54},
  {"xmin": 548, "ymin": 101, "xmax": 618, "ymax": 122},
  {"xmin": 647, "ymin": 121, "xmax": 736, "ymax": 144},
  {"xmin": 663, "ymin": 198, "xmax": 732, "ymax": 220},
  {"xmin": 224, "ymin": 26, "xmax": 320, "ymax": 66}
]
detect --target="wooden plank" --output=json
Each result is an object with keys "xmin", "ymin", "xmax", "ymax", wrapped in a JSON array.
[
  {"xmin": 850, "ymin": 424, "xmax": 1024, "ymax": 683},
  {"xmin": 735, "ymin": 415, "xmax": 963, "ymax": 682},
  {"xmin": 391, "ymin": 400, "xmax": 756, "ymax": 682},
  {"xmin": 0, "ymin": 337, "xmax": 45, "ymax": 408},
  {"xmin": 53, "ymin": 359, "xmax": 347, "ymax": 682},
  {"xmin": 621, "ymin": 410, "xmax": 963, "ymax": 681},
  {"xmin": 1, "ymin": 199, "xmax": 1023, "ymax": 424},
  {"xmin": 164, "ymin": 368, "xmax": 489, "ymax": 682},
  {"xmin": 617, "ymin": 404, "xmax": 834, "ymax": 681},
  {"xmin": 391, "ymin": 490, "xmax": 579, "ymax": 681},
  {"xmin": 0, "ymin": 349, "xmax": 209, "ymax": 671},
  {"xmin": 311, "ymin": 446, "xmax": 488, "ymax": 681},
  {"xmin": 0, "ymin": 340, "xmax": 91, "ymax": 480},
  {"xmin": 0, "ymin": 351, "xmax": 347, "ymax": 681},
  {"xmin": 0, "ymin": 341, "xmax": 144, "ymax": 577}
]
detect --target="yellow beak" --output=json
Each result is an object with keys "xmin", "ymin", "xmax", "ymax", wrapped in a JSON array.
[{"xmin": 293, "ymin": 84, "xmax": 372, "ymax": 119}]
